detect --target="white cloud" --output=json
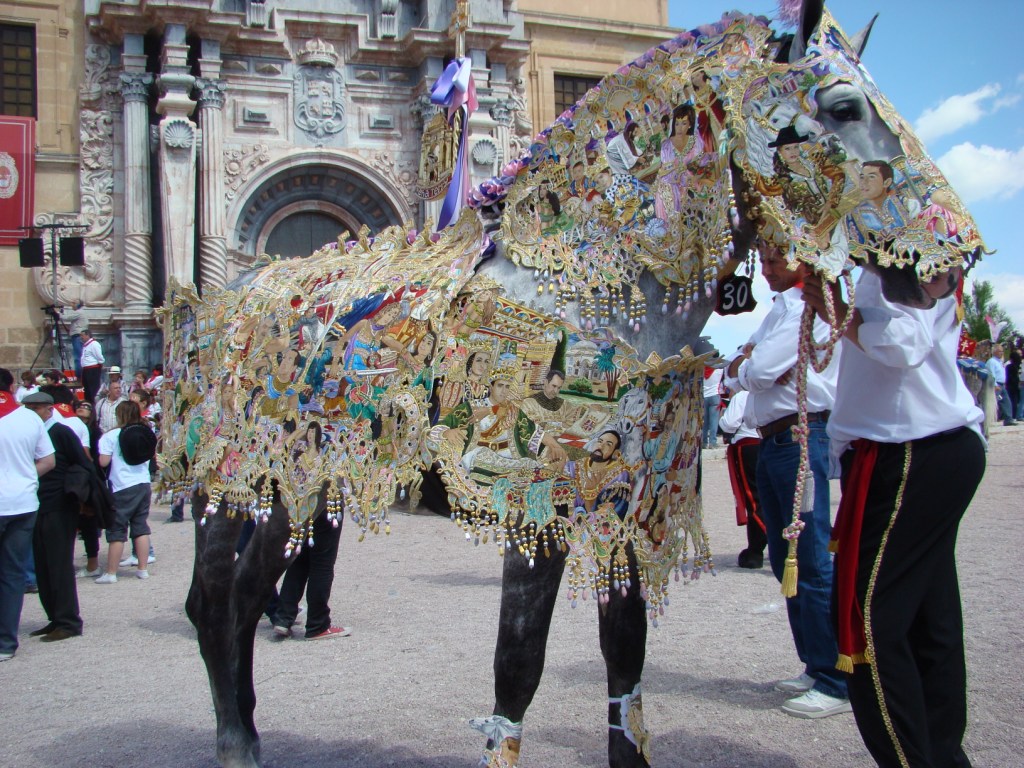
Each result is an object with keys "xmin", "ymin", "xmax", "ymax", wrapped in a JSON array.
[
  {"xmin": 935, "ymin": 142, "xmax": 1024, "ymax": 203},
  {"xmin": 968, "ymin": 271, "xmax": 1024, "ymax": 329},
  {"xmin": 913, "ymin": 84, "xmax": 1001, "ymax": 144}
]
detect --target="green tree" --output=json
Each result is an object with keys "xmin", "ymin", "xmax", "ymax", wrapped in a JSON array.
[
  {"xmin": 962, "ymin": 280, "xmax": 1017, "ymax": 343},
  {"xmin": 594, "ymin": 345, "xmax": 618, "ymax": 401}
]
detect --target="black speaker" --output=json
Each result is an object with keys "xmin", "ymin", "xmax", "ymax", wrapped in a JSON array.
[
  {"xmin": 59, "ymin": 237, "xmax": 85, "ymax": 266},
  {"xmin": 18, "ymin": 237, "xmax": 44, "ymax": 268}
]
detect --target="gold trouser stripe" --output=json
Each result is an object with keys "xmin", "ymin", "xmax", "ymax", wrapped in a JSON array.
[{"xmin": 862, "ymin": 442, "xmax": 912, "ymax": 768}]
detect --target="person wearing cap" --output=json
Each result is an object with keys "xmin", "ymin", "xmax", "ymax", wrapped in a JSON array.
[
  {"xmin": 0, "ymin": 371, "xmax": 56, "ymax": 662},
  {"xmin": 22, "ymin": 391, "xmax": 91, "ymax": 642},
  {"xmin": 79, "ymin": 328, "xmax": 104, "ymax": 404}
]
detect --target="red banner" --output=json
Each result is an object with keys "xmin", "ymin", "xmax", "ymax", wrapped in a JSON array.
[{"xmin": 0, "ymin": 117, "xmax": 36, "ymax": 245}]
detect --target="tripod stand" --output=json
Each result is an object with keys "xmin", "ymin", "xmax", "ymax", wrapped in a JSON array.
[{"xmin": 31, "ymin": 305, "xmax": 73, "ymax": 376}]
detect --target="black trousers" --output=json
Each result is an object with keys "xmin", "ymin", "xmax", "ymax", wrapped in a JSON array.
[
  {"xmin": 33, "ymin": 499, "xmax": 83, "ymax": 634},
  {"xmin": 81, "ymin": 366, "xmax": 102, "ymax": 404},
  {"xmin": 734, "ymin": 439, "xmax": 767, "ymax": 554},
  {"xmin": 275, "ymin": 510, "xmax": 342, "ymax": 637},
  {"xmin": 838, "ymin": 428, "xmax": 985, "ymax": 768}
]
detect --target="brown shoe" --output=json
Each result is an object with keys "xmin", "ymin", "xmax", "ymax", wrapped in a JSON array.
[
  {"xmin": 40, "ymin": 628, "xmax": 81, "ymax": 643},
  {"xmin": 29, "ymin": 624, "xmax": 56, "ymax": 637}
]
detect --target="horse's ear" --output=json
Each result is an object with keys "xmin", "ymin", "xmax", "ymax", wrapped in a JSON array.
[
  {"xmin": 849, "ymin": 13, "xmax": 878, "ymax": 58},
  {"xmin": 789, "ymin": 0, "xmax": 824, "ymax": 62}
]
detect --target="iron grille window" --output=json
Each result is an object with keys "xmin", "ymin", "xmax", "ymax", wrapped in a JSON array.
[
  {"xmin": 553, "ymin": 74, "xmax": 600, "ymax": 116},
  {"xmin": 1, "ymin": 23, "xmax": 36, "ymax": 117}
]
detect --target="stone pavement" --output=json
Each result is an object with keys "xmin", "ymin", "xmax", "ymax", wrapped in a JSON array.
[{"xmin": 1, "ymin": 424, "xmax": 1021, "ymax": 767}]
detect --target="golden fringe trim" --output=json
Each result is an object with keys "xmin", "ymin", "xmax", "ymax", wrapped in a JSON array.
[
  {"xmin": 834, "ymin": 653, "xmax": 868, "ymax": 674},
  {"xmin": 828, "ymin": 538, "xmax": 839, "ymax": 554},
  {"xmin": 781, "ymin": 538, "xmax": 799, "ymax": 598}
]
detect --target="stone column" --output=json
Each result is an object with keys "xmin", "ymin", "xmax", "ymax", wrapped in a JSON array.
[
  {"xmin": 120, "ymin": 57, "xmax": 154, "ymax": 310},
  {"xmin": 195, "ymin": 77, "xmax": 228, "ymax": 293},
  {"xmin": 156, "ymin": 25, "xmax": 198, "ymax": 287}
]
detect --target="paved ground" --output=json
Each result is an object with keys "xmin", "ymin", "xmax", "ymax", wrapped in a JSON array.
[{"xmin": 2, "ymin": 425, "xmax": 1021, "ymax": 767}]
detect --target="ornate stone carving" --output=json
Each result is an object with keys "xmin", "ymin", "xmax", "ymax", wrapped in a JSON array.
[
  {"xmin": 293, "ymin": 62, "xmax": 346, "ymax": 140},
  {"xmin": 471, "ymin": 138, "xmax": 499, "ymax": 166},
  {"xmin": 195, "ymin": 78, "xmax": 227, "ymax": 110},
  {"xmin": 489, "ymin": 99, "xmax": 513, "ymax": 127},
  {"xmin": 367, "ymin": 150, "xmax": 418, "ymax": 207},
  {"xmin": 224, "ymin": 143, "xmax": 271, "ymax": 202},
  {"xmin": 120, "ymin": 72, "xmax": 153, "ymax": 103},
  {"xmin": 34, "ymin": 44, "xmax": 116, "ymax": 307},
  {"xmin": 410, "ymin": 93, "xmax": 442, "ymax": 130},
  {"xmin": 163, "ymin": 118, "xmax": 196, "ymax": 150},
  {"xmin": 296, "ymin": 38, "xmax": 339, "ymax": 68}
]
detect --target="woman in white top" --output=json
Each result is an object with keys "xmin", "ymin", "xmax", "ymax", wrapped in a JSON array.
[{"xmin": 96, "ymin": 400, "xmax": 153, "ymax": 582}]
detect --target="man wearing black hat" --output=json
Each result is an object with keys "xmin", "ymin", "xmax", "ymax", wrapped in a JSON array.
[
  {"xmin": 22, "ymin": 391, "xmax": 90, "ymax": 642},
  {"xmin": 0, "ymin": 372, "xmax": 55, "ymax": 662}
]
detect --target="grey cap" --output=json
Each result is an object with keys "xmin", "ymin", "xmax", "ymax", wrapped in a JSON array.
[{"xmin": 22, "ymin": 391, "xmax": 55, "ymax": 405}]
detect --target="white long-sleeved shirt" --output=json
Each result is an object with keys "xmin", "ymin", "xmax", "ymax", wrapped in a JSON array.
[
  {"xmin": 827, "ymin": 270, "xmax": 984, "ymax": 458},
  {"xmin": 80, "ymin": 337, "xmax": 104, "ymax": 367},
  {"xmin": 718, "ymin": 390, "xmax": 759, "ymax": 440},
  {"xmin": 723, "ymin": 286, "xmax": 839, "ymax": 428}
]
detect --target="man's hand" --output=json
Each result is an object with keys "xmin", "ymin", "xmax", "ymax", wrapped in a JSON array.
[
  {"xmin": 803, "ymin": 273, "xmax": 862, "ymax": 345},
  {"xmin": 727, "ymin": 343, "xmax": 754, "ymax": 379}
]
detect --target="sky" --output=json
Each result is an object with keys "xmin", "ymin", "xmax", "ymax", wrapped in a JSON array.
[{"xmin": 666, "ymin": 0, "xmax": 1024, "ymax": 354}]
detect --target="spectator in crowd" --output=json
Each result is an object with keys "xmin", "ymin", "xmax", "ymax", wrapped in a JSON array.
[
  {"xmin": 39, "ymin": 384, "xmax": 91, "ymax": 454},
  {"xmin": 985, "ymin": 344, "xmax": 1016, "ymax": 426},
  {"xmin": 95, "ymin": 379, "xmax": 127, "ymax": 435},
  {"xmin": 719, "ymin": 387, "xmax": 767, "ymax": 569},
  {"xmin": 23, "ymin": 392, "xmax": 90, "ymax": 642},
  {"xmin": 724, "ymin": 242, "xmax": 847, "ymax": 719},
  {"xmin": 1006, "ymin": 346, "xmax": 1021, "ymax": 424},
  {"xmin": 73, "ymin": 400, "xmax": 103, "ymax": 578},
  {"xmin": 60, "ymin": 302, "xmax": 88, "ymax": 382},
  {"xmin": 0, "ymin": 369, "xmax": 55, "ymax": 662},
  {"xmin": 79, "ymin": 328, "xmax": 104, "ymax": 403},
  {"xmin": 15, "ymin": 370, "xmax": 38, "ymax": 402},
  {"xmin": 95, "ymin": 401, "xmax": 153, "ymax": 583},
  {"xmin": 42, "ymin": 370, "xmax": 62, "ymax": 387},
  {"xmin": 144, "ymin": 364, "xmax": 165, "ymax": 391},
  {"xmin": 702, "ymin": 364, "xmax": 724, "ymax": 449},
  {"xmin": 130, "ymin": 369, "xmax": 148, "ymax": 396},
  {"xmin": 97, "ymin": 365, "xmax": 122, "ymax": 399}
]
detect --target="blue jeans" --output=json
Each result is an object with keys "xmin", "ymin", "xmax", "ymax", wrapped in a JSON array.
[
  {"xmin": 756, "ymin": 422, "xmax": 846, "ymax": 699},
  {"xmin": 70, "ymin": 333, "xmax": 84, "ymax": 382},
  {"xmin": 0, "ymin": 511, "xmax": 37, "ymax": 655},
  {"xmin": 995, "ymin": 386, "xmax": 1014, "ymax": 424},
  {"xmin": 703, "ymin": 395, "xmax": 721, "ymax": 448}
]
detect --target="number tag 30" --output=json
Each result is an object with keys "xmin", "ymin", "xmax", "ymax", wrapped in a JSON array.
[{"xmin": 716, "ymin": 274, "xmax": 757, "ymax": 316}]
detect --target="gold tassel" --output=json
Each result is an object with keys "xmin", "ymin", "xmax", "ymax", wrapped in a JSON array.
[
  {"xmin": 780, "ymin": 538, "xmax": 799, "ymax": 597},
  {"xmin": 835, "ymin": 654, "xmax": 854, "ymax": 674},
  {"xmin": 828, "ymin": 539, "xmax": 839, "ymax": 554}
]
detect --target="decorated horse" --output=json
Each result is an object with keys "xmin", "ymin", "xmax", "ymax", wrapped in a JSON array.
[{"xmin": 164, "ymin": 1, "xmax": 984, "ymax": 766}]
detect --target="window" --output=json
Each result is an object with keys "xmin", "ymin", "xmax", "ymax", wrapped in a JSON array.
[
  {"xmin": 0, "ymin": 23, "xmax": 36, "ymax": 117},
  {"xmin": 553, "ymin": 74, "xmax": 600, "ymax": 116}
]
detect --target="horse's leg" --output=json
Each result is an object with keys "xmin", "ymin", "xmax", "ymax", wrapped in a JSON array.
[
  {"xmin": 599, "ymin": 548, "xmax": 651, "ymax": 768},
  {"xmin": 476, "ymin": 541, "xmax": 566, "ymax": 767},
  {"xmin": 186, "ymin": 494, "xmax": 289, "ymax": 768},
  {"xmin": 230, "ymin": 503, "xmax": 292, "ymax": 759}
]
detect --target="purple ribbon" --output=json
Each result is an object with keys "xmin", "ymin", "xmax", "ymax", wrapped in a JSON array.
[{"xmin": 429, "ymin": 58, "xmax": 476, "ymax": 232}]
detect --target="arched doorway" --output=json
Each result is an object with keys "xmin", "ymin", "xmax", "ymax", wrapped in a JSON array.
[{"xmin": 232, "ymin": 160, "xmax": 407, "ymax": 262}]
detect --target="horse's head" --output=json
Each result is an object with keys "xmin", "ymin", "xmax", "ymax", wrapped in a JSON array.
[{"xmin": 734, "ymin": 0, "xmax": 985, "ymax": 308}]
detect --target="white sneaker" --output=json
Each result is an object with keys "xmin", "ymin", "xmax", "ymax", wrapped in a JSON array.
[
  {"xmin": 147, "ymin": 554, "xmax": 156, "ymax": 564},
  {"xmin": 775, "ymin": 672, "xmax": 815, "ymax": 693},
  {"xmin": 119, "ymin": 555, "xmax": 139, "ymax": 567},
  {"xmin": 94, "ymin": 573, "xmax": 118, "ymax": 584},
  {"xmin": 136, "ymin": 570, "xmax": 149, "ymax": 580},
  {"xmin": 76, "ymin": 567, "xmax": 102, "ymax": 578},
  {"xmin": 781, "ymin": 689, "xmax": 852, "ymax": 719}
]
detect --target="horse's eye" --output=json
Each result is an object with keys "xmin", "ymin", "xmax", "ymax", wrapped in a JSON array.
[{"xmin": 828, "ymin": 101, "xmax": 862, "ymax": 122}]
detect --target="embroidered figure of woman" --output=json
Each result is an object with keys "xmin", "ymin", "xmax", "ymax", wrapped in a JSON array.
[
  {"xmin": 654, "ymin": 103, "xmax": 706, "ymax": 221},
  {"xmin": 755, "ymin": 125, "xmax": 848, "ymax": 230}
]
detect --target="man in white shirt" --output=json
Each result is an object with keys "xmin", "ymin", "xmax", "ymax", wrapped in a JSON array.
[
  {"xmin": 724, "ymin": 243, "xmax": 848, "ymax": 719},
  {"xmin": 985, "ymin": 343, "xmax": 1016, "ymax": 426},
  {"xmin": 804, "ymin": 267, "xmax": 985, "ymax": 767},
  {"xmin": 79, "ymin": 327, "xmax": 104, "ymax": 403},
  {"xmin": 702, "ymin": 365, "xmax": 724, "ymax": 449},
  {"xmin": 0, "ymin": 370, "xmax": 56, "ymax": 661},
  {"xmin": 95, "ymin": 379, "xmax": 127, "ymax": 435}
]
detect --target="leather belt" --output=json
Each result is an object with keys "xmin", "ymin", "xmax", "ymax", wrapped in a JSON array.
[{"xmin": 757, "ymin": 410, "xmax": 830, "ymax": 439}]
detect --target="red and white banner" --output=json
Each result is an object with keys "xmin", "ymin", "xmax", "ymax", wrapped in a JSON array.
[{"xmin": 0, "ymin": 116, "xmax": 35, "ymax": 245}]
